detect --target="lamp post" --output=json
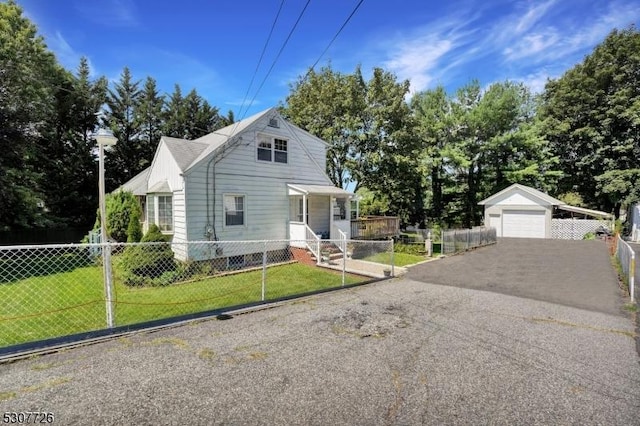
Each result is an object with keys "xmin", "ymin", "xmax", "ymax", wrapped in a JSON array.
[{"xmin": 95, "ymin": 128, "xmax": 117, "ymax": 328}]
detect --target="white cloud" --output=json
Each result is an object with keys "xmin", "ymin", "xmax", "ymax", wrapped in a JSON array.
[
  {"xmin": 513, "ymin": 0, "xmax": 557, "ymax": 35},
  {"xmin": 74, "ymin": 0, "xmax": 138, "ymax": 28},
  {"xmin": 516, "ymin": 69, "xmax": 553, "ymax": 94},
  {"xmin": 49, "ymin": 31, "xmax": 97, "ymax": 76},
  {"xmin": 379, "ymin": 17, "xmax": 479, "ymax": 93}
]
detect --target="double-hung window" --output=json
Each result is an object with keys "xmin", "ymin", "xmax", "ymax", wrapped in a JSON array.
[
  {"xmin": 146, "ymin": 194, "xmax": 173, "ymax": 232},
  {"xmin": 257, "ymin": 134, "xmax": 288, "ymax": 164},
  {"xmin": 224, "ymin": 194, "xmax": 245, "ymax": 226}
]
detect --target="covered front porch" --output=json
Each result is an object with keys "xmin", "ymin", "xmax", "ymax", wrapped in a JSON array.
[{"xmin": 287, "ymin": 184, "xmax": 354, "ymax": 248}]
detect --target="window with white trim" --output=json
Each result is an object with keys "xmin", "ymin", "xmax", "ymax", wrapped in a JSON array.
[
  {"xmin": 289, "ymin": 196, "xmax": 308, "ymax": 223},
  {"xmin": 257, "ymin": 134, "xmax": 288, "ymax": 164},
  {"xmin": 224, "ymin": 194, "xmax": 245, "ymax": 226},
  {"xmin": 146, "ymin": 194, "xmax": 173, "ymax": 232}
]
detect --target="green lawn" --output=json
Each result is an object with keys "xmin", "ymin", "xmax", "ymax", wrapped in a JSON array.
[
  {"xmin": 0, "ymin": 262, "xmax": 362, "ymax": 347},
  {"xmin": 360, "ymin": 252, "xmax": 427, "ymax": 267}
]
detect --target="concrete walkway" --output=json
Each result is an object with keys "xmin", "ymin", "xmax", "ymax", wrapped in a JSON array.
[{"xmin": 320, "ymin": 258, "xmax": 407, "ymax": 278}]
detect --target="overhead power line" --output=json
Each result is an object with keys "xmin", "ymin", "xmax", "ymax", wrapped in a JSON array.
[
  {"xmin": 240, "ymin": 0, "xmax": 313, "ymax": 120},
  {"xmin": 305, "ymin": 0, "xmax": 365, "ymax": 79},
  {"xmin": 236, "ymin": 0, "xmax": 287, "ymax": 120}
]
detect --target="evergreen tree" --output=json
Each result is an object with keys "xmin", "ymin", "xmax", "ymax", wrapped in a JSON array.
[
  {"xmin": 135, "ymin": 77, "xmax": 164, "ymax": 169},
  {"xmin": 104, "ymin": 67, "xmax": 142, "ymax": 190},
  {"xmin": 162, "ymin": 84, "xmax": 187, "ymax": 138}
]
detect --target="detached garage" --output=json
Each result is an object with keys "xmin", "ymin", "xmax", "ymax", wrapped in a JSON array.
[{"xmin": 479, "ymin": 184, "xmax": 563, "ymax": 239}]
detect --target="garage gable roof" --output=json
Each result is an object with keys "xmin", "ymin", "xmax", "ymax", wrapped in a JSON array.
[{"xmin": 478, "ymin": 183, "xmax": 564, "ymax": 206}]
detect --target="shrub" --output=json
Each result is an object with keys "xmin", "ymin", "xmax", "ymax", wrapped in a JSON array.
[
  {"xmin": 394, "ymin": 242, "xmax": 426, "ymax": 255},
  {"xmin": 120, "ymin": 224, "xmax": 176, "ymax": 286},
  {"xmin": 93, "ymin": 190, "xmax": 141, "ymax": 243},
  {"xmin": 127, "ymin": 207, "xmax": 143, "ymax": 243}
]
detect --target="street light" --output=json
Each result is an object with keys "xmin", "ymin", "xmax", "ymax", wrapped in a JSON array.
[{"xmin": 95, "ymin": 128, "xmax": 117, "ymax": 328}]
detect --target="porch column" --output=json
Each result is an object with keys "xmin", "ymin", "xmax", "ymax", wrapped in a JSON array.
[
  {"xmin": 330, "ymin": 196, "xmax": 335, "ymax": 239},
  {"xmin": 302, "ymin": 194, "xmax": 307, "ymax": 225}
]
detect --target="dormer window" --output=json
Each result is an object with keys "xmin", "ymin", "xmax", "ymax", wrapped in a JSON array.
[{"xmin": 257, "ymin": 134, "xmax": 287, "ymax": 164}]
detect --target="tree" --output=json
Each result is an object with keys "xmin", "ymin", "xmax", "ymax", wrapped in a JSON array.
[
  {"xmin": 134, "ymin": 77, "xmax": 164, "ymax": 169},
  {"xmin": 94, "ymin": 190, "xmax": 141, "ymax": 243},
  {"xmin": 411, "ymin": 86, "xmax": 454, "ymax": 222},
  {"xmin": 282, "ymin": 65, "xmax": 367, "ymax": 189},
  {"xmin": 104, "ymin": 67, "xmax": 142, "ymax": 190},
  {"xmin": 162, "ymin": 84, "xmax": 187, "ymax": 138},
  {"xmin": 283, "ymin": 65, "xmax": 420, "ymax": 224},
  {"xmin": 412, "ymin": 81, "xmax": 560, "ymax": 227},
  {"xmin": 183, "ymin": 89, "xmax": 222, "ymax": 139},
  {"xmin": 0, "ymin": 0, "xmax": 59, "ymax": 229},
  {"xmin": 541, "ymin": 26, "xmax": 640, "ymax": 215},
  {"xmin": 40, "ymin": 58, "xmax": 107, "ymax": 227}
]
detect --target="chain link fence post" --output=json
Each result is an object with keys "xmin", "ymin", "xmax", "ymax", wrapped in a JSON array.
[
  {"xmin": 341, "ymin": 241, "xmax": 346, "ymax": 287},
  {"xmin": 262, "ymin": 241, "xmax": 267, "ymax": 301},
  {"xmin": 103, "ymin": 241, "xmax": 115, "ymax": 328},
  {"xmin": 390, "ymin": 239, "xmax": 395, "ymax": 277}
]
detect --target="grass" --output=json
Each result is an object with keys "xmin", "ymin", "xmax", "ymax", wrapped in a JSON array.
[
  {"xmin": 358, "ymin": 242, "xmax": 442, "ymax": 267},
  {"xmin": 0, "ymin": 260, "xmax": 363, "ymax": 347},
  {"xmin": 360, "ymin": 252, "xmax": 427, "ymax": 267}
]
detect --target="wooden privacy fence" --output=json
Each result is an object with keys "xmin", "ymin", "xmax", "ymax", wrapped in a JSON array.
[{"xmin": 350, "ymin": 216, "xmax": 400, "ymax": 240}]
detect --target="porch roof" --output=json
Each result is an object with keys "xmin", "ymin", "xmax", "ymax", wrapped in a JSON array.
[{"xmin": 287, "ymin": 184, "xmax": 353, "ymax": 197}]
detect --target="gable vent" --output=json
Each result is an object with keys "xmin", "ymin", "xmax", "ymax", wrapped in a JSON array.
[{"xmin": 268, "ymin": 118, "xmax": 279, "ymax": 128}]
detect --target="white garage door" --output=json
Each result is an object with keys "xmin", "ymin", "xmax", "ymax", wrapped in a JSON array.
[{"xmin": 502, "ymin": 210, "xmax": 546, "ymax": 238}]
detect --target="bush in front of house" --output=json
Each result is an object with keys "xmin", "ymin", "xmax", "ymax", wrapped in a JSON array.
[
  {"xmin": 127, "ymin": 207, "xmax": 143, "ymax": 243},
  {"xmin": 93, "ymin": 190, "xmax": 141, "ymax": 243},
  {"xmin": 120, "ymin": 224, "xmax": 176, "ymax": 286}
]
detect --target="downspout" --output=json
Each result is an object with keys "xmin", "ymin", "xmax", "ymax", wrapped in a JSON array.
[
  {"xmin": 204, "ymin": 135, "xmax": 244, "ymax": 242},
  {"xmin": 205, "ymin": 154, "xmax": 219, "ymax": 241}
]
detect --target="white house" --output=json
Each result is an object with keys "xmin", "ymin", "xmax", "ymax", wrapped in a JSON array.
[{"xmin": 120, "ymin": 107, "xmax": 354, "ymax": 261}]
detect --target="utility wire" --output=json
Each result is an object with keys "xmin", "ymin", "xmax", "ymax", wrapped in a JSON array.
[
  {"xmin": 240, "ymin": 0, "xmax": 312, "ymax": 121},
  {"xmin": 304, "ymin": 0, "xmax": 365, "ymax": 81},
  {"xmin": 236, "ymin": 0, "xmax": 287, "ymax": 120}
]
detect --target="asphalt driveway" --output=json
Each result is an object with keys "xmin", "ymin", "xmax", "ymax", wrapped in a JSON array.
[
  {"xmin": 0, "ymin": 277, "xmax": 638, "ymax": 425},
  {"xmin": 407, "ymin": 238, "xmax": 625, "ymax": 316}
]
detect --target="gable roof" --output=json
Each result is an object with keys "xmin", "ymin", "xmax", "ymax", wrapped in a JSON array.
[
  {"xmin": 478, "ymin": 183, "xmax": 564, "ymax": 206},
  {"xmin": 162, "ymin": 137, "xmax": 209, "ymax": 171},
  {"xmin": 185, "ymin": 108, "xmax": 277, "ymax": 171},
  {"xmin": 117, "ymin": 167, "xmax": 150, "ymax": 196}
]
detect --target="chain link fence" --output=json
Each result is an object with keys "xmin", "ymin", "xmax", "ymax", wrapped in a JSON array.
[
  {"xmin": 441, "ymin": 227, "xmax": 497, "ymax": 255},
  {"xmin": 615, "ymin": 236, "xmax": 636, "ymax": 303},
  {"xmin": 0, "ymin": 239, "xmax": 393, "ymax": 354}
]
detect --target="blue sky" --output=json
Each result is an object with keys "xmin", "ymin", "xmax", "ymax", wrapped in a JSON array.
[{"xmin": 18, "ymin": 0, "xmax": 640, "ymax": 119}]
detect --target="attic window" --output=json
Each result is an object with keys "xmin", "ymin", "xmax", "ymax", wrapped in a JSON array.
[
  {"xmin": 257, "ymin": 134, "xmax": 288, "ymax": 164},
  {"xmin": 268, "ymin": 118, "xmax": 279, "ymax": 128}
]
